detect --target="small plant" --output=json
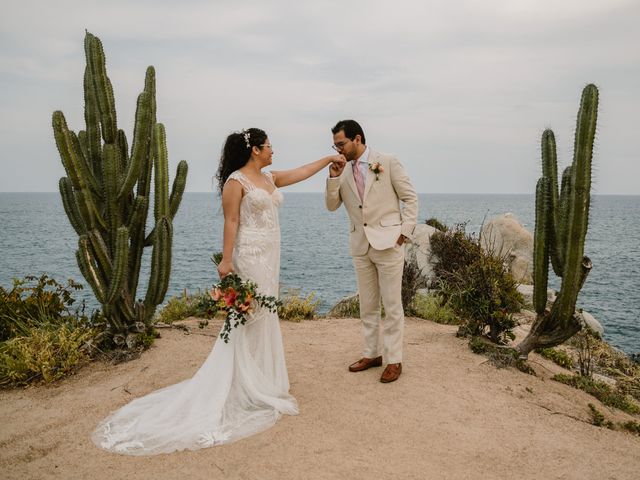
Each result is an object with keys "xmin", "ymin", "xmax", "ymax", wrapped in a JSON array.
[
  {"xmin": 587, "ymin": 403, "xmax": 615, "ymax": 429},
  {"xmin": 409, "ymin": 293, "xmax": 461, "ymax": 325},
  {"xmin": 553, "ymin": 374, "xmax": 640, "ymax": 415},
  {"xmin": 278, "ymin": 289, "xmax": 320, "ymax": 322},
  {"xmin": 620, "ymin": 420, "xmax": 640, "ymax": 436},
  {"xmin": 425, "ymin": 218, "xmax": 447, "ymax": 232},
  {"xmin": 571, "ymin": 328, "xmax": 597, "ymax": 377},
  {"xmin": 401, "ymin": 253, "xmax": 428, "ymax": 313},
  {"xmin": 155, "ymin": 289, "xmax": 217, "ymax": 324},
  {"xmin": 469, "ymin": 336, "xmax": 535, "ymax": 375},
  {"xmin": 536, "ymin": 347, "xmax": 574, "ymax": 369}
]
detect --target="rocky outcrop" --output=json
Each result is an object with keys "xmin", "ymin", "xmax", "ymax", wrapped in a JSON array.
[
  {"xmin": 481, "ymin": 213, "xmax": 534, "ymax": 284},
  {"xmin": 405, "ymin": 224, "xmax": 438, "ymax": 287}
]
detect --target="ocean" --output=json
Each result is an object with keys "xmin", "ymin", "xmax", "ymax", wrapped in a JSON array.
[{"xmin": 1, "ymin": 192, "xmax": 638, "ymax": 356}]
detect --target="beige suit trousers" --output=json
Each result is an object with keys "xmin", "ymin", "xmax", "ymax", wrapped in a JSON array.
[{"xmin": 353, "ymin": 243, "xmax": 405, "ymax": 365}]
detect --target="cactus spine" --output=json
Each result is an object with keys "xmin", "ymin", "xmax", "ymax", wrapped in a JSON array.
[
  {"xmin": 53, "ymin": 32, "xmax": 188, "ymax": 347},
  {"xmin": 517, "ymin": 84, "xmax": 598, "ymax": 357}
]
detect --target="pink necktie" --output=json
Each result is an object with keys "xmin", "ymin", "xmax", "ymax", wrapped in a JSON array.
[{"xmin": 352, "ymin": 161, "xmax": 365, "ymax": 201}]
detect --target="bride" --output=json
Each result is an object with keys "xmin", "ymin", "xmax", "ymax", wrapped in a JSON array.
[{"xmin": 92, "ymin": 128, "xmax": 346, "ymax": 455}]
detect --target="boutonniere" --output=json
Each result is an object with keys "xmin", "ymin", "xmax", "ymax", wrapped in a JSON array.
[{"xmin": 368, "ymin": 162, "xmax": 384, "ymax": 180}]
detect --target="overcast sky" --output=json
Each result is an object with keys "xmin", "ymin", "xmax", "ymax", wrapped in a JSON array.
[{"xmin": 1, "ymin": 0, "xmax": 639, "ymax": 194}]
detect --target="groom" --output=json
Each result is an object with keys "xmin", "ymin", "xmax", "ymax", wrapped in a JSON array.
[{"xmin": 325, "ymin": 120, "xmax": 418, "ymax": 383}]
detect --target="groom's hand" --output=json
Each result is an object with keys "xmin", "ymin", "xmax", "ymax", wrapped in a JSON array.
[{"xmin": 329, "ymin": 155, "xmax": 347, "ymax": 177}]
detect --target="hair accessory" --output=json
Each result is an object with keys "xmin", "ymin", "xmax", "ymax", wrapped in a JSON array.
[{"xmin": 241, "ymin": 129, "xmax": 251, "ymax": 149}]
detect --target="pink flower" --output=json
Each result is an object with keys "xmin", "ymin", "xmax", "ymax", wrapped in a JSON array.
[{"xmin": 210, "ymin": 288, "xmax": 222, "ymax": 301}]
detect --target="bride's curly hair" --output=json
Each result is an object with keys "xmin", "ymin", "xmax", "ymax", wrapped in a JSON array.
[{"xmin": 216, "ymin": 128, "xmax": 268, "ymax": 194}]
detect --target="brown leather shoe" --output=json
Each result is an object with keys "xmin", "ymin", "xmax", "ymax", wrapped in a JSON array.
[
  {"xmin": 348, "ymin": 356, "xmax": 383, "ymax": 372},
  {"xmin": 380, "ymin": 363, "xmax": 402, "ymax": 383}
]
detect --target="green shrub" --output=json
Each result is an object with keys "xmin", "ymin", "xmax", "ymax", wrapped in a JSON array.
[
  {"xmin": 410, "ymin": 293, "xmax": 461, "ymax": 324},
  {"xmin": 0, "ymin": 274, "xmax": 84, "ymax": 341},
  {"xmin": 0, "ymin": 322, "xmax": 97, "ymax": 387},
  {"xmin": 620, "ymin": 420, "xmax": 640, "ymax": 436},
  {"xmin": 155, "ymin": 289, "xmax": 216, "ymax": 324},
  {"xmin": 327, "ymin": 295, "xmax": 360, "ymax": 318},
  {"xmin": 553, "ymin": 374, "xmax": 640, "ymax": 415},
  {"xmin": 537, "ymin": 348, "xmax": 574, "ymax": 369},
  {"xmin": 588, "ymin": 403, "xmax": 615, "ymax": 429},
  {"xmin": 430, "ymin": 225, "xmax": 523, "ymax": 344},
  {"xmin": 425, "ymin": 217, "xmax": 448, "ymax": 232},
  {"xmin": 278, "ymin": 290, "xmax": 319, "ymax": 322},
  {"xmin": 0, "ymin": 274, "xmax": 103, "ymax": 388},
  {"xmin": 402, "ymin": 254, "xmax": 428, "ymax": 313}
]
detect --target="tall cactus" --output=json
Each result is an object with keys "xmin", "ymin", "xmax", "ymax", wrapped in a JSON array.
[
  {"xmin": 516, "ymin": 84, "xmax": 597, "ymax": 358},
  {"xmin": 53, "ymin": 32, "xmax": 188, "ymax": 348}
]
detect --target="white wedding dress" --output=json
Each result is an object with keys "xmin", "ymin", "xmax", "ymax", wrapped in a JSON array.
[{"xmin": 92, "ymin": 170, "xmax": 298, "ymax": 455}]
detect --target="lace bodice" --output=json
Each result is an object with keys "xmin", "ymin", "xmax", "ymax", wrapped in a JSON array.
[{"xmin": 226, "ymin": 170, "xmax": 284, "ymax": 231}]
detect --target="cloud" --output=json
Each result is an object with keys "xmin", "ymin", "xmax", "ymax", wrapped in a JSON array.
[{"xmin": 1, "ymin": 0, "xmax": 639, "ymax": 193}]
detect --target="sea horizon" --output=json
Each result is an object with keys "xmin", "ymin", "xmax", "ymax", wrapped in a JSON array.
[{"xmin": 1, "ymin": 192, "xmax": 638, "ymax": 356}]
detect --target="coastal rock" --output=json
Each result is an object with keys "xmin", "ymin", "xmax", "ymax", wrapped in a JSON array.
[
  {"xmin": 579, "ymin": 310, "xmax": 604, "ymax": 337},
  {"xmin": 481, "ymin": 213, "xmax": 534, "ymax": 284},
  {"xmin": 516, "ymin": 284, "xmax": 556, "ymax": 308},
  {"xmin": 405, "ymin": 224, "xmax": 439, "ymax": 286}
]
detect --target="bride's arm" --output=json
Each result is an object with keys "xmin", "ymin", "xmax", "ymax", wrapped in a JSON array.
[
  {"xmin": 217, "ymin": 180, "xmax": 243, "ymax": 277},
  {"xmin": 271, "ymin": 155, "xmax": 346, "ymax": 188}
]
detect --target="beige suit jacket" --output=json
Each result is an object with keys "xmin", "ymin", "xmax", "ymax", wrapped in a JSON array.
[{"xmin": 325, "ymin": 150, "xmax": 418, "ymax": 256}]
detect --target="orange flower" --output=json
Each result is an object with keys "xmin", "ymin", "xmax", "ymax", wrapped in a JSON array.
[{"xmin": 223, "ymin": 288, "xmax": 238, "ymax": 307}]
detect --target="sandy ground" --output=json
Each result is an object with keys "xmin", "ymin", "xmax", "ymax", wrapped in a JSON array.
[{"xmin": 1, "ymin": 317, "xmax": 639, "ymax": 480}]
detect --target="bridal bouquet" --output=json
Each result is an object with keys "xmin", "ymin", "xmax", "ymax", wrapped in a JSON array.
[{"xmin": 205, "ymin": 273, "xmax": 280, "ymax": 343}]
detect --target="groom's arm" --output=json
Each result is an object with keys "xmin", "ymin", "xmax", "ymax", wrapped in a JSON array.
[
  {"xmin": 325, "ymin": 176, "xmax": 343, "ymax": 211},
  {"xmin": 389, "ymin": 156, "xmax": 418, "ymax": 239}
]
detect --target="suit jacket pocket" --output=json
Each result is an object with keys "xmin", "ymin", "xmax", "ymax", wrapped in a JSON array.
[{"xmin": 380, "ymin": 215, "xmax": 402, "ymax": 227}]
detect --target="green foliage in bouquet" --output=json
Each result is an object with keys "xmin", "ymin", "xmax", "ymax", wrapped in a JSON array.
[
  {"xmin": 52, "ymin": 32, "xmax": 188, "ymax": 349},
  {"xmin": 516, "ymin": 84, "xmax": 598, "ymax": 357},
  {"xmin": 206, "ymin": 274, "xmax": 280, "ymax": 343}
]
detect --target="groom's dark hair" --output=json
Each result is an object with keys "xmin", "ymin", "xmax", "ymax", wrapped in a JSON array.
[{"xmin": 332, "ymin": 119, "xmax": 366, "ymax": 145}]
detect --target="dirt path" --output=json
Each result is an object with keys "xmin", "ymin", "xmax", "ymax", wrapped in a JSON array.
[{"xmin": 1, "ymin": 317, "xmax": 638, "ymax": 480}]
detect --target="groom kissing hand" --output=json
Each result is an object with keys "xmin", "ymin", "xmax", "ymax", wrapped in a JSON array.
[{"xmin": 325, "ymin": 119, "xmax": 418, "ymax": 383}]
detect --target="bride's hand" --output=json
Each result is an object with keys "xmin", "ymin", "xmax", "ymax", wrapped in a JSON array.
[
  {"xmin": 329, "ymin": 154, "xmax": 347, "ymax": 177},
  {"xmin": 217, "ymin": 259, "xmax": 234, "ymax": 278}
]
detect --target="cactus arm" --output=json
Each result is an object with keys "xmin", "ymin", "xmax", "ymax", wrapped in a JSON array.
[
  {"xmin": 102, "ymin": 144, "xmax": 122, "ymax": 251},
  {"xmin": 127, "ymin": 195, "xmax": 148, "ymax": 299},
  {"xmin": 533, "ymin": 177, "xmax": 550, "ymax": 315},
  {"xmin": 541, "ymin": 129, "xmax": 563, "ymax": 277},
  {"xmin": 144, "ymin": 217, "xmax": 172, "ymax": 313},
  {"xmin": 106, "ymin": 227, "xmax": 129, "ymax": 304},
  {"xmin": 557, "ymin": 166, "xmax": 573, "ymax": 271},
  {"xmin": 153, "ymin": 123, "xmax": 170, "ymax": 221},
  {"xmin": 553, "ymin": 85, "xmax": 597, "ymax": 324},
  {"xmin": 59, "ymin": 177, "xmax": 86, "ymax": 236},
  {"xmin": 169, "ymin": 160, "xmax": 188, "ymax": 218},
  {"xmin": 118, "ymin": 92, "xmax": 152, "ymax": 199},
  {"xmin": 77, "ymin": 237, "xmax": 107, "ymax": 305},
  {"xmin": 144, "ymin": 159, "xmax": 188, "ymax": 245},
  {"xmin": 87, "ymin": 229, "xmax": 113, "ymax": 279},
  {"xmin": 53, "ymin": 112, "xmax": 101, "ymax": 197},
  {"xmin": 86, "ymin": 33, "xmax": 117, "ymax": 144},
  {"xmin": 83, "ymin": 62, "xmax": 102, "ymax": 183}
]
